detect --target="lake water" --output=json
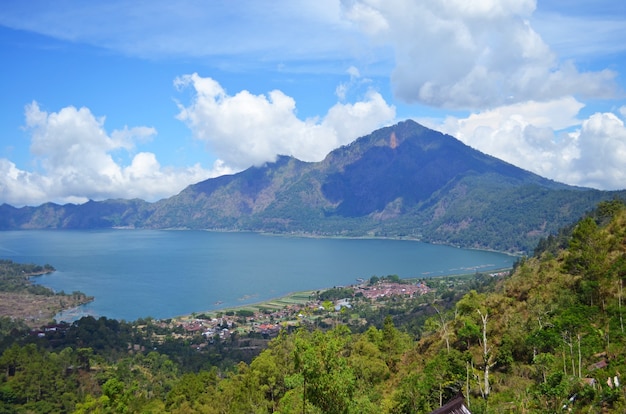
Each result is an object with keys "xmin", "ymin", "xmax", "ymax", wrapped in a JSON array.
[{"xmin": 0, "ymin": 230, "xmax": 514, "ymax": 321}]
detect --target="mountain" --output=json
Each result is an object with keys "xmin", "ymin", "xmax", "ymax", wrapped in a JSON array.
[
  {"xmin": 0, "ymin": 198, "xmax": 153, "ymax": 230},
  {"xmin": 1, "ymin": 120, "xmax": 624, "ymax": 253}
]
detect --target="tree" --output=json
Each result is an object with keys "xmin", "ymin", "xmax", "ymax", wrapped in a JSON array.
[
  {"xmin": 424, "ymin": 304, "xmax": 454, "ymax": 353},
  {"xmin": 455, "ymin": 291, "xmax": 495, "ymax": 399},
  {"xmin": 476, "ymin": 308, "xmax": 495, "ymax": 399},
  {"xmin": 165, "ymin": 370, "xmax": 218, "ymax": 412},
  {"xmin": 424, "ymin": 349, "xmax": 466, "ymax": 408},
  {"xmin": 249, "ymin": 333, "xmax": 295, "ymax": 411},
  {"xmin": 293, "ymin": 327, "xmax": 355, "ymax": 414}
]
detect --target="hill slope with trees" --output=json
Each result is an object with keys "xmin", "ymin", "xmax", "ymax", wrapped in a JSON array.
[
  {"xmin": 2, "ymin": 120, "xmax": 624, "ymax": 253},
  {"xmin": 2, "ymin": 200, "xmax": 626, "ymax": 412}
]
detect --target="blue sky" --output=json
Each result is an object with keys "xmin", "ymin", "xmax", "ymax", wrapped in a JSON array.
[{"xmin": 1, "ymin": 0, "xmax": 625, "ymax": 206}]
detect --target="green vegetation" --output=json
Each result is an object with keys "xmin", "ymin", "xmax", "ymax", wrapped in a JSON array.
[
  {"xmin": 0, "ymin": 260, "xmax": 55, "ymax": 295},
  {"xmin": 3, "ymin": 121, "xmax": 625, "ymax": 255},
  {"xmin": 3, "ymin": 200, "xmax": 626, "ymax": 412},
  {"xmin": 318, "ymin": 287, "xmax": 354, "ymax": 302},
  {"xmin": 369, "ymin": 274, "xmax": 403, "ymax": 285}
]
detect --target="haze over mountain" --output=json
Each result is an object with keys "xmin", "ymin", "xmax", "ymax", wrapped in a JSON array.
[{"xmin": 1, "ymin": 120, "xmax": 624, "ymax": 253}]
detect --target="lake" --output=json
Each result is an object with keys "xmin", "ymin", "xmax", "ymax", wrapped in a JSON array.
[{"xmin": 0, "ymin": 230, "xmax": 515, "ymax": 321}]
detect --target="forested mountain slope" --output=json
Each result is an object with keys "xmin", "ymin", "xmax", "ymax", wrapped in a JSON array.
[
  {"xmin": 143, "ymin": 120, "xmax": 625, "ymax": 253},
  {"xmin": 155, "ymin": 199, "xmax": 626, "ymax": 413},
  {"xmin": 2, "ymin": 200, "xmax": 626, "ymax": 412},
  {"xmin": 2, "ymin": 120, "xmax": 624, "ymax": 253}
]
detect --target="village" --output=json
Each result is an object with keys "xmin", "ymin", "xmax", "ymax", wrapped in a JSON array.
[
  {"xmin": 26, "ymin": 276, "xmax": 441, "ymax": 354},
  {"xmin": 164, "ymin": 279, "xmax": 432, "ymax": 344},
  {"xmin": 30, "ymin": 270, "xmax": 507, "ymax": 354}
]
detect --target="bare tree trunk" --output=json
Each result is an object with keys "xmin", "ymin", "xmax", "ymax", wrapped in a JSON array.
[
  {"xmin": 473, "ymin": 359, "xmax": 485, "ymax": 399},
  {"xmin": 577, "ymin": 333, "xmax": 582, "ymax": 379},
  {"xmin": 302, "ymin": 376, "xmax": 306, "ymax": 414},
  {"xmin": 439, "ymin": 383, "xmax": 443, "ymax": 407},
  {"xmin": 619, "ymin": 279, "xmax": 624, "ymax": 333},
  {"xmin": 477, "ymin": 309, "xmax": 491, "ymax": 398},
  {"xmin": 562, "ymin": 331, "xmax": 575, "ymax": 375},
  {"xmin": 434, "ymin": 304, "xmax": 451, "ymax": 353},
  {"xmin": 466, "ymin": 361, "xmax": 471, "ymax": 409}
]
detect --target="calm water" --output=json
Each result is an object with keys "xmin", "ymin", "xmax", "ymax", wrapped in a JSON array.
[{"xmin": 0, "ymin": 230, "xmax": 514, "ymax": 321}]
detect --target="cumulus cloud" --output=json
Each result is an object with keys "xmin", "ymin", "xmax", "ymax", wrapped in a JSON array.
[
  {"xmin": 1, "ymin": 76, "xmax": 395, "ymax": 206},
  {"xmin": 430, "ymin": 98, "xmax": 626, "ymax": 190},
  {"xmin": 341, "ymin": 0, "xmax": 619, "ymax": 109},
  {"xmin": 0, "ymin": 102, "xmax": 217, "ymax": 206},
  {"xmin": 572, "ymin": 112, "xmax": 626, "ymax": 190},
  {"xmin": 174, "ymin": 73, "xmax": 395, "ymax": 170}
]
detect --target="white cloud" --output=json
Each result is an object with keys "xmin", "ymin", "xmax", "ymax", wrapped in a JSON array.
[
  {"xmin": 0, "ymin": 158, "xmax": 52, "ymax": 206},
  {"xmin": 341, "ymin": 0, "xmax": 619, "ymax": 109},
  {"xmin": 429, "ymin": 97, "xmax": 626, "ymax": 190},
  {"xmin": 571, "ymin": 112, "xmax": 626, "ymax": 189},
  {"xmin": 175, "ymin": 73, "xmax": 395, "ymax": 170},
  {"xmin": 0, "ymin": 102, "xmax": 218, "ymax": 206},
  {"xmin": 2, "ymin": 1, "xmax": 623, "ymax": 203},
  {"xmin": 1, "ymin": 75, "xmax": 396, "ymax": 206}
]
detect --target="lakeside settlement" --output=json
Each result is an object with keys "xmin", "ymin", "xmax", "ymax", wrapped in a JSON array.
[{"xmin": 168, "ymin": 279, "xmax": 433, "ymax": 342}]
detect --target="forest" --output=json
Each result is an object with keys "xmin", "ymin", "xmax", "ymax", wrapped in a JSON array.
[{"xmin": 2, "ymin": 199, "xmax": 626, "ymax": 412}]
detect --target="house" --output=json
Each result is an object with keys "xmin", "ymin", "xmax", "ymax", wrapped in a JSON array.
[
  {"xmin": 588, "ymin": 359, "xmax": 608, "ymax": 370},
  {"xmin": 334, "ymin": 299, "xmax": 352, "ymax": 311},
  {"xmin": 428, "ymin": 392, "xmax": 471, "ymax": 414}
]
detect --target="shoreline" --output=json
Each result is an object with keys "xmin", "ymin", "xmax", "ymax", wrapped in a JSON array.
[
  {"xmin": 172, "ymin": 267, "xmax": 512, "ymax": 323},
  {"xmin": 174, "ymin": 290, "xmax": 319, "ymax": 322},
  {"xmin": 0, "ymin": 260, "xmax": 94, "ymax": 327},
  {"xmin": 51, "ymin": 267, "xmax": 512, "ymax": 325},
  {"xmin": 258, "ymin": 230, "xmax": 524, "ymax": 257},
  {"xmin": 125, "ymin": 227, "xmax": 522, "ymax": 257}
]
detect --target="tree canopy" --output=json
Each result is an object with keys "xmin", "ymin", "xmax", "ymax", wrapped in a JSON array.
[{"xmin": 3, "ymin": 200, "xmax": 626, "ymax": 412}]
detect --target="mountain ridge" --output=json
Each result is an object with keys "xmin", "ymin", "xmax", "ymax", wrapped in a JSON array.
[{"xmin": 1, "ymin": 119, "xmax": 623, "ymax": 253}]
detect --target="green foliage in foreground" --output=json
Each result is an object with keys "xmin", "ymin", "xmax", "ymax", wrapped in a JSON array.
[{"xmin": 3, "ymin": 200, "xmax": 626, "ymax": 412}]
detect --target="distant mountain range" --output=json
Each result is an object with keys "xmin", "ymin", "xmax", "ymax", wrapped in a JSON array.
[{"xmin": 1, "ymin": 120, "xmax": 624, "ymax": 253}]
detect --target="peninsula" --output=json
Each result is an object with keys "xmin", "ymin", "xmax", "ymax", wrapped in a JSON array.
[{"xmin": 0, "ymin": 259, "xmax": 93, "ymax": 327}]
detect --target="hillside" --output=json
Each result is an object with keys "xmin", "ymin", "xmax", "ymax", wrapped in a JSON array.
[
  {"xmin": 1, "ymin": 120, "xmax": 624, "ymax": 253},
  {"xmin": 2, "ymin": 200, "xmax": 626, "ymax": 412},
  {"xmin": 197, "ymin": 199, "xmax": 626, "ymax": 413},
  {"xmin": 402, "ymin": 199, "xmax": 626, "ymax": 412}
]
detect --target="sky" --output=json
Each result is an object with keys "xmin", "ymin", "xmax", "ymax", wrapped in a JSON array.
[{"xmin": 1, "ymin": 0, "xmax": 625, "ymax": 207}]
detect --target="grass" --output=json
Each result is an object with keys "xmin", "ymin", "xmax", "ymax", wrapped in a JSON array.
[{"xmin": 176, "ymin": 290, "xmax": 319, "ymax": 321}]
